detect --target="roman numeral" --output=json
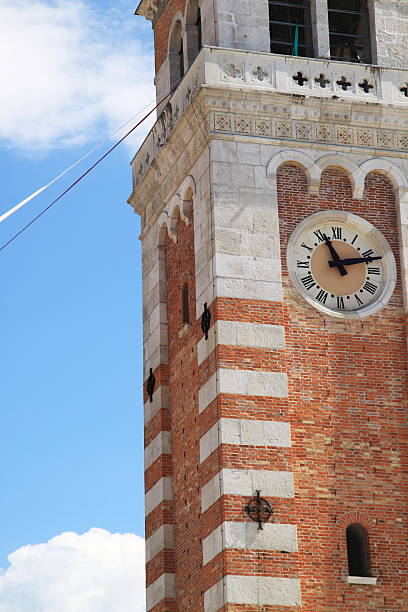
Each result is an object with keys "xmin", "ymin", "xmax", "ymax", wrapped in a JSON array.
[
  {"xmin": 301, "ymin": 274, "xmax": 316, "ymax": 290},
  {"xmin": 301, "ymin": 242, "xmax": 313, "ymax": 253},
  {"xmin": 363, "ymin": 281, "xmax": 377, "ymax": 295},
  {"xmin": 337, "ymin": 296, "xmax": 345, "ymax": 309},
  {"xmin": 351, "ymin": 234, "xmax": 358, "ymax": 245},
  {"xmin": 368, "ymin": 267, "xmax": 380, "ymax": 275},
  {"xmin": 316, "ymin": 289, "xmax": 328, "ymax": 304},
  {"xmin": 297, "ymin": 260, "xmax": 309, "ymax": 269},
  {"xmin": 332, "ymin": 227, "xmax": 342, "ymax": 239},
  {"xmin": 355, "ymin": 294, "xmax": 364, "ymax": 306},
  {"xmin": 313, "ymin": 229, "xmax": 326, "ymax": 243},
  {"xmin": 362, "ymin": 248, "xmax": 374, "ymax": 258}
]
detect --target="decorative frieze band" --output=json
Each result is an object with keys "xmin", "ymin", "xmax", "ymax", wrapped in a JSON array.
[{"xmin": 213, "ymin": 112, "xmax": 408, "ymax": 152}]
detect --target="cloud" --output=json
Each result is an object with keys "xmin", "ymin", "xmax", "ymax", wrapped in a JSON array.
[
  {"xmin": 0, "ymin": 528, "xmax": 146, "ymax": 612},
  {"xmin": 0, "ymin": 0, "xmax": 155, "ymax": 153}
]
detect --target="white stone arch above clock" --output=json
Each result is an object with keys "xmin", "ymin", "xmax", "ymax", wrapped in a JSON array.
[
  {"xmin": 359, "ymin": 159, "xmax": 408, "ymax": 196},
  {"xmin": 267, "ymin": 150, "xmax": 320, "ymax": 194},
  {"xmin": 315, "ymin": 154, "xmax": 365, "ymax": 200}
]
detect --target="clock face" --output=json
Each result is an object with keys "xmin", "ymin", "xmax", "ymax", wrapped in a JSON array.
[{"xmin": 287, "ymin": 211, "xmax": 396, "ymax": 319}]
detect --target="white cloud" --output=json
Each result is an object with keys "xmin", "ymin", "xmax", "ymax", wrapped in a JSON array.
[
  {"xmin": 0, "ymin": 0, "xmax": 155, "ymax": 153},
  {"xmin": 0, "ymin": 528, "xmax": 146, "ymax": 612}
]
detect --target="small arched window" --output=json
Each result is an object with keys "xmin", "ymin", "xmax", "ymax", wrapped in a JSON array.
[
  {"xmin": 186, "ymin": 0, "xmax": 202, "ymax": 67},
  {"xmin": 182, "ymin": 283, "xmax": 190, "ymax": 325},
  {"xmin": 346, "ymin": 523, "xmax": 371, "ymax": 576},
  {"xmin": 328, "ymin": 0, "xmax": 371, "ymax": 63},
  {"xmin": 169, "ymin": 21, "xmax": 185, "ymax": 89}
]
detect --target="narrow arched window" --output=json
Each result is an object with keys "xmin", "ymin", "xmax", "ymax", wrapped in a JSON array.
[
  {"xmin": 186, "ymin": 0, "xmax": 202, "ymax": 67},
  {"xmin": 328, "ymin": 0, "xmax": 371, "ymax": 63},
  {"xmin": 346, "ymin": 524, "xmax": 371, "ymax": 576},
  {"xmin": 182, "ymin": 283, "xmax": 190, "ymax": 325},
  {"xmin": 268, "ymin": 0, "xmax": 313, "ymax": 58},
  {"xmin": 169, "ymin": 21, "xmax": 185, "ymax": 89}
]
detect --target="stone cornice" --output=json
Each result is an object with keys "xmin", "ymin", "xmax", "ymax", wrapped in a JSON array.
[{"xmin": 129, "ymin": 47, "xmax": 408, "ymax": 234}]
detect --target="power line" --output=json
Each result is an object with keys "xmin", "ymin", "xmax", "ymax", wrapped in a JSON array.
[
  {"xmin": 0, "ymin": 90, "xmax": 173, "ymax": 254},
  {"xmin": 0, "ymin": 98, "xmax": 158, "ymax": 225}
]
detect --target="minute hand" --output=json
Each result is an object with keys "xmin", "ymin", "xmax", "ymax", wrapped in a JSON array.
[
  {"xmin": 324, "ymin": 236, "xmax": 347, "ymax": 276},
  {"xmin": 329, "ymin": 256, "xmax": 382, "ymax": 268}
]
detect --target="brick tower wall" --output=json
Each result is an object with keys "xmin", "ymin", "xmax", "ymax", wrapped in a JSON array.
[{"xmin": 277, "ymin": 165, "xmax": 408, "ymax": 611}]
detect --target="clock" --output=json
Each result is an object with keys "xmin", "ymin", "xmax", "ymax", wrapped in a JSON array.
[{"xmin": 287, "ymin": 211, "xmax": 396, "ymax": 319}]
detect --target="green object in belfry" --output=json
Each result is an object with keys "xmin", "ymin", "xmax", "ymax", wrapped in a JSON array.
[{"xmin": 292, "ymin": 23, "xmax": 299, "ymax": 56}]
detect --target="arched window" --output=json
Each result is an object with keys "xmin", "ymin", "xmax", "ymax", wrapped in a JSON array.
[
  {"xmin": 185, "ymin": 0, "xmax": 202, "ymax": 67},
  {"xmin": 169, "ymin": 21, "xmax": 185, "ymax": 89},
  {"xmin": 346, "ymin": 524, "xmax": 371, "ymax": 576},
  {"xmin": 328, "ymin": 0, "xmax": 371, "ymax": 63},
  {"xmin": 268, "ymin": 0, "xmax": 313, "ymax": 58}
]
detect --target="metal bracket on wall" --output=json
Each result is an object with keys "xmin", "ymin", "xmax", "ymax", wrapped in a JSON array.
[
  {"xmin": 146, "ymin": 368, "xmax": 156, "ymax": 403},
  {"xmin": 245, "ymin": 490, "xmax": 273, "ymax": 530},
  {"xmin": 201, "ymin": 302, "xmax": 211, "ymax": 340}
]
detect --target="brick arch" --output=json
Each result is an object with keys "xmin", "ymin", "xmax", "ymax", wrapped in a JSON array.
[
  {"xmin": 337, "ymin": 511, "xmax": 377, "ymax": 576},
  {"xmin": 267, "ymin": 150, "xmax": 320, "ymax": 193},
  {"xmin": 315, "ymin": 154, "xmax": 365, "ymax": 199},
  {"xmin": 360, "ymin": 158, "xmax": 408, "ymax": 194},
  {"xmin": 319, "ymin": 166, "xmax": 355, "ymax": 202},
  {"xmin": 337, "ymin": 511, "xmax": 376, "ymax": 532}
]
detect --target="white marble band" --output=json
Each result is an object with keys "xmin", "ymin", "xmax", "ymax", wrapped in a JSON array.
[
  {"xmin": 199, "ymin": 417, "xmax": 291, "ymax": 463},
  {"xmin": 201, "ymin": 468, "xmax": 294, "ymax": 514},
  {"xmin": 204, "ymin": 575, "xmax": 301, "ymax": 610},
  {"xmin": 146, "ymin": 573, "xmax": 176, "ymax": 611},
  {"xmin": 203, "ymin": 521, "xmax": 298, "ymax": 565},
  {"xmin": 198, "ymin": 368, "xmax": 288, "ymax": 413},
  {"xmin": 145, "ymin": 431, "xmax": 172, "ymax": 469},
  {"xmin": 145, "ymin": 477, "xmax": 173, "ymax": 516},
  {"xmin": 197, "ymin": 320, "xmax": 285, "ymax": 365}
]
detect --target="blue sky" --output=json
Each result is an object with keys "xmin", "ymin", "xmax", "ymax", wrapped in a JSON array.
[{"xmin": 0, "ymin": 1, "xmax": 154, "ymax": 608}]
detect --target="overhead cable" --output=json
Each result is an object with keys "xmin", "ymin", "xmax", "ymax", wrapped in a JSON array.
[
  {"xmin": 0, "ymin": 90, "xmax": 173, "ymax": 254},
  {"xmin": 0, "ymin": 99, "xmax": 158, "ymax": 225}
]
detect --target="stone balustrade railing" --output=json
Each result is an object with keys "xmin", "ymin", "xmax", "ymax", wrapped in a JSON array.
[{"xmin": 131, "ymin": 46, "xmax": 408, "ymax": 190}]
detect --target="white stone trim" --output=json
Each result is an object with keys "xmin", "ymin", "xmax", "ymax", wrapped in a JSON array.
[
  {"xmin": 145, "ymin": 477, "xmax": 173, "ymax": 516},
  {"xmin": 199, "ymin": 369, "xmax": 288, "ymax": 414},
  {"xmin": 267, "ymin": 149, "xmax": 319, "ymax": 194},
  {"xmin": 145, "ymin": 431, "xmax": 172, "ymax": 469},
  {"xmin": 204, "ymin": 575, "xmax": 301, "ymax": 609},
  {"xmin": 315, "ymin": 154, "xmax": 365, "ymax": 200},
  {"xmin": 203, "ymin": 521, "xmax": 298, "ymax": 565},
  {"xmin": 144, "ymin": 385, "xmax": 169, "ymax": 425},
  {"xmin": 346, "ymin": 576, "xmax": 378, "ymax": 586},
  {"xmin": 146, "ymin": 573, "xmax": 176, "ymax": 611},
  {"xmin": 201, "ymin": 469, "xmax": 294, "ymax": 513},
  {"xmin": 146, "ymin": 525, "xmax": 175, "ymax": 562},
  {"xmin": 197, "ymin": 321, "xmax": 285, "ymax": 366},
  {"xmin": 200, "ymin": 418, "xmax": 291, "ymax": 463}
]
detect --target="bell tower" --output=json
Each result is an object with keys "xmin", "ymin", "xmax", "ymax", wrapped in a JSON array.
[{"xmin": 129, "ymin": 1, "xmax": 408, "ymax": 610}]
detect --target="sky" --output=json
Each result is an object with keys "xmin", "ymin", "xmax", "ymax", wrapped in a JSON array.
[{"xmin": 0, "ymin": 1, "xmax": 155, "ymax": 609}]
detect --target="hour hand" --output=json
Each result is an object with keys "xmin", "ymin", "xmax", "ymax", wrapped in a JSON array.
[
  {"xmin": 329, "ymin": 256, "xmax": 382, "ymax": 268},
  {"xmin": 324, "ymin": 236, "xmax": 348, "ymax": 276}
]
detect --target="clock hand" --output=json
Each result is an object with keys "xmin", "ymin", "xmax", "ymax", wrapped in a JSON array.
[
  {"xmin": 329, "ymin": 256, "xmax": 383, "ymax": 268},
  {"xmin": 324, "ymin": 235, "xmax": 348, "ymax": 276}
]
